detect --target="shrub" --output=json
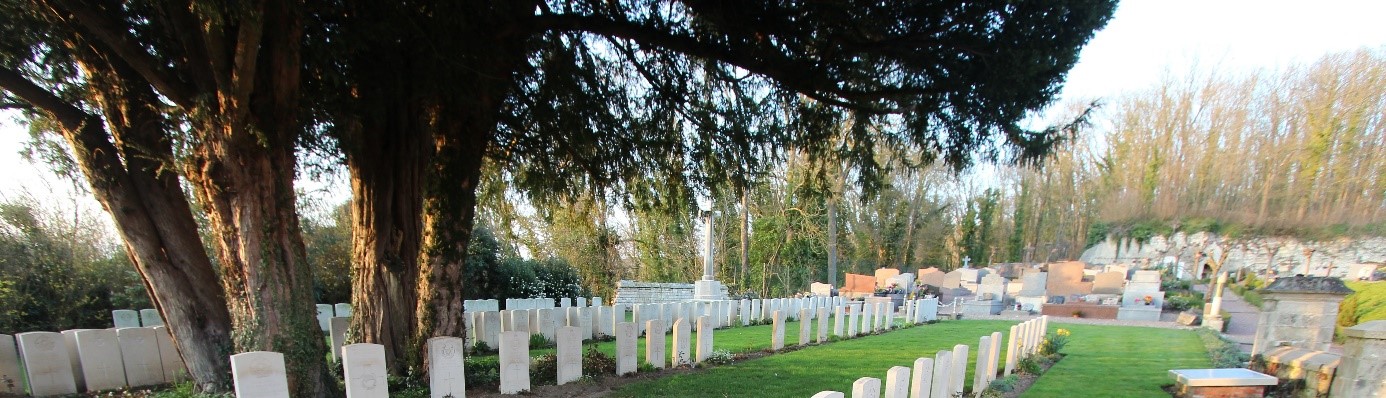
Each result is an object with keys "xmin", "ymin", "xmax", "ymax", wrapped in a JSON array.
[
  {"xmin": 1039, "ymin": 329, "xmax": 1070, "ymax": 355},
  {"xmin": 530, "ymin": 354, "xmax": 558, "ymax": 385},
  {"xmin": 1195, "ymin": 328, "xmax": 1248, "ymax": 368},
  {"xmin": 530, "ymin": 334, "xmax": 554, "ymax": 349},
  {"xmin": 1017, "ymin": 355, "xmax": 1042, "ymax": 375},
  {"xmin": 465, "ymin": 356, "xmax": 500, "ymax": 387},
  {"xmin": 987, "ymin": 374, "xmax": 1020, "ymax": 392},
  {"xmin": 1164, "ymin": 292, "xmax": 1205, "ymax": 312},
  {"xmin": 471, "ymin": 341, "xmax": 494, "ymax": 354},
  {"xmin": 583, "ymin": 344, "xmax": 617, "ymax": 375}
]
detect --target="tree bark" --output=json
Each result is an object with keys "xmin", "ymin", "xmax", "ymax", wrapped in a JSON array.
[{"xmin": 740, "ymin": 189, "xmax": 750, "ymax": 288}]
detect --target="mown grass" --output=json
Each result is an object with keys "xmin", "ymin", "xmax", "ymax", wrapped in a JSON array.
[
  {"xmin": 1022, "ymin": 323, "xmax": 1209, "ymax": 398},
  {"xmin": 1338, "ymin": 281, "xmax": 1386, "ymax": 335}
]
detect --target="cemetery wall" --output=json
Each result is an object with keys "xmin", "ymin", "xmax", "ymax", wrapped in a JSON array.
[{"xmin": 1079, "ymin": 233, "xmax": 1386, "ymax": 279}]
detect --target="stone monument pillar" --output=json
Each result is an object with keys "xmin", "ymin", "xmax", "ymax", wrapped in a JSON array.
[
  {"xmin": 694, "ymin": 210, "xmax": 727, "ymax": 300},
  {"xmin": 1204, "ymin": 272, "xmax": 1227, "ymax": 332},
  {"xmin": 1250, "ymin": 276, "xmax": 1352, "ymax": 356},
  {"xmin": 1330, "ymin": 320, "xmax": 1386, "ymax": 397}
]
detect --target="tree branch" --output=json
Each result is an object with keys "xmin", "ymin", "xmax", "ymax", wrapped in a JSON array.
[
  {"xmin": 0, "ymin": 67, "xmax": 91, "ymax": 129},
  {"xmin": 537, "ymin": 13, "xmax": 923, "ymax": 114},
  {"xmin": 42, "ymin": 0, "xmax": 195, "ymax": 107}
]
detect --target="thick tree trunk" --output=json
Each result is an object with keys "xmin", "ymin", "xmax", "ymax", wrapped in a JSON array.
[
  {"xmin": 346, "ymin": 104, "xmax": 429, "ymax": 374},
  {"xmin": 0, "ymin": 68, "xmax": 236, "ymax": 391},
  {"xmin": 740, "ymin": 189, "xmax": 749, "ymax": 288}
]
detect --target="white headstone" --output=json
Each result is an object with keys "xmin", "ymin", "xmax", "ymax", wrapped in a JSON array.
[
  {"xmin": 342, "ymin": 343, "xmax": 389, "ymax": 398},
  {"xmin": 230, "ymin": 351, "xmax": 290, "ymax": 398},
  {"xmin": 481, "ymin": 311, "xmax": 502, "ymax": 350},
  {"xmin": 696, "ymin": 316, "xmax": 713, "ymax": 363},
  {"xmin": 117, "ymin": 327, "xmax": 162, "ymax": 387},
  {"xmin": 330, "ymin": 317, "xmax": 349, "ymax": 362},
  {"xmin": 799, "ymin": 309, "xmax": 812, "ymax": 346},
  {"xmin": 615, "ymin": 322, "xmax": 637, "ymax": 375},
  {"xmin": 883, "ymin": 366, "xmax": 910, "ymax": 398},
  {"xmin": 139, "ymin": 309, "xmax": 164, "ymax": 327},
  {"xmin": 151, "ymin": 326, "xmax": 185, "ymax": 382},
  {"xmin": 671, "ymin": 318, "xmax": 692, "ymax": 367},
  {"xmin": 334, "ymin": 303, "xmax": 353, "ymax": 318},
  {"xmin": 510, "ymin": 309, "xmax": 531, "ymax": 334},
  {"xmin": 0, "ymin": 334, "xmax": 24, "ymax": 394},
  {"xmin": 851, "ymin": 376, "xmax": 881, "ymax": 398},
  {"xmin": 75, "ymin": 329, "xmax": 125, "ymax": 391},
  {"xmin": 499, "ymin": 331, "xmax": 530, "ymax": 394},
  {"xmin": 316, "ymin": 304, "xmax": 334, "ymax": 331},
  {"xmin": 973, "ymin": 335, "xmax": 992, "ymax": 395},
  {"xmin": 576, "ymin": 297, "xmax": 587, "ymax": 307},
  {"xmin": 427, "ymin": 337, "xmax": 467, "ymax": 398},
  {"xmin": 592, "ymin": 297, "xmax": 603, "ymax": 307},
  {"xmin": 59, "ymin": 329, "xmax": 86, "ymax": 391},
  {"xmin": 579, "ymin": 307, "xmax": 595, "ymax": 340},
  {"xmin": 949, "ymin": 344, "xmax": 969, "ymax": 397},
  {"xmin": 1004, "ymin": 324, "xmax": 1019, "ymax": 376},
  {"xmin": 556, "ymin": 326, "xmax": 582, "ymax": 385},
  {"xmin": 909, "ymin": 357, "xmax": 933, "ymax": 398},
  {"xmin": 834, "ymin": 306, "xmax": 846, "ymax": 337},
  {"xmin": 17, "ymin": 332, "xmax": 77, "ymax": 396},
  {"xmin": 112, "ymin": 310, "xmax": 140, "ymax": 328},
  {"xmin": 930, "ymin": 350, "xmax": 952, "ymax": 398},
  {"xmin": 646, "ymin": 320, "xmax": 666, "ymax": 369},
  {"xmin": 812, "ymin": 392, "xmax": 845, "ymax": 398},
  {"xmin": 537, "ymin": 308, "xmax": 558, "ymax": 341},
  {"xmin": 988, "ymin": 331, "xmax": 1003, "ymax": 384},
  {"xmin": 816, "ymin": 307, "xmax": 830, "ymax": 344},
  {"xmin": 771, "ymin": 311, "xmax": 786, "ymax": 350}
]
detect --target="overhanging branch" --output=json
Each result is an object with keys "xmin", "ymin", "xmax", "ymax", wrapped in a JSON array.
[
  {"xmin": 0, "ymin": 67, "xmax": 91, "ymax": 129},
  {"xmin": 42, "ymin": 0, "xmax": 195, "ymax": 107}
]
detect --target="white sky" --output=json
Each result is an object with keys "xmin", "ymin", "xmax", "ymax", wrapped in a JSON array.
[{"xmin": 3, "ymin": 0, "xmax": 1386, "ymax": 218}]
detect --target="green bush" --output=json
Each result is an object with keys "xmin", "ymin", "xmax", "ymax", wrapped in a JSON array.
[
  {"xmin": 987, "ymin": 374, "xmax": 1020, "ymax": 392},
  {"xmin": 465, "ymin": 356, "xmax": 500, "ymax": 387},
  {"xmin": 583, "ymin": 344, "xmax": 617, "ymax": 375},
  {"xmin": 531, "ymin": 354, "xmax": 558, "ymax": 385},
  {"xmin": 1017, "ymin": 355, "xmax": 1042, "ymax": 375},
  {"xmin": 1195, "ymin": 328, "xmax": 1248, "ymax": 368},
  {"xmin": 1163, "ymin": 292, "xmax": 1205, "ymax": 312}
]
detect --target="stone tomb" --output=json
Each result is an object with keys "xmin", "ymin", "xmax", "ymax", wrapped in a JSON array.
[
  {"xmin": 874, "ymin": 268, "xmax": 902, "ymax": 289},
  {"xmin": 112, "ymin": 310, "xmax": 140, "ymax": 329},
  {"xmin": 18, "ymin": 332, "xmax": 78, "ymax": 396},
  {"xmin": 427, "ymin": 337, "xmax": 467, "ymax": 398},
  {"xmin": 917, "ymin": 267, "xmax": 944, "ymax": 288},
  {"xmin": 342, "ymin": 343, "xmax": 389, "ymax": 398},
  {"xmin": 75, "ymin": 329, "xmax": 125, "ymax": 391},
  {"xmin": 1045, "ymin": 262, "xmax": 1093, "ymax": 297},
  {"xmin": 556, "ymin": 326, "xmax": 582, "ymax": 385},
  {"xmin": 230, "ymin": 351, "xmax": 290, "ymax": 398},
  {"xmin": 1091, "ymin": 271, "xmax": 1126, "ymax": 295},
  {"xmin": 1118, "ymin": 270, "xmax": 1165, "ymax": 321},
  {"xmin": 118, "ymin": 327, "xmax": 163, "ymax": 387},
  {"xmin": 0, "ymin": 334, "xmax": 23, "ymax": 394},
  {"xmin": 499, "ymin": 331, "xmax": 530, "ymax": 394},
  {"xmin": 810, "ymin": 282, "xmax": 834, "ymax": 296}
]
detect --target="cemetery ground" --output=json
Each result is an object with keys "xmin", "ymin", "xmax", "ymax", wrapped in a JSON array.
[{"xmin": 459, "ymin": 319, "xmax": 1209, "ymax": 398}]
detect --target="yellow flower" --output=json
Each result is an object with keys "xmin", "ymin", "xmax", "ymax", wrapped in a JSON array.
[{"xmin": 1057, "ymin": 328, "xmax": 1071, "ymax": 337}]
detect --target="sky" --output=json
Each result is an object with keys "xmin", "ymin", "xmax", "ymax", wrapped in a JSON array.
[{"xmin": 2, "ymin": 0, "xmax": 1386, "ymax": 218}]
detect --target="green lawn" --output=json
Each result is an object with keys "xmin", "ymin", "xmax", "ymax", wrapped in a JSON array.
[
  {"xmin": 1022, "ymin": 323, "xmax": 1209, "ymax": 398},
  {"xmin": 598, "ymin": 320, "xmax": 1209, "ymax": 398}
]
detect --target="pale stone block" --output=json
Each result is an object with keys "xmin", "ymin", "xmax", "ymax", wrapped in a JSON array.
[
  {"xmin": 799, "ymin": 309, "xmax": 812, "ymax": 346},
  {"xmin": 847, "ymin": 306, "xmax": 859, "ymax": 337},
  {"xmin": 671, "ymin": 318, "xmax": 692, "ymax": 367},
  {"xmin": 883, "ymin": 366, "xmax": 910, "ymax": 398},
  {"xmin": 616, "ymin": 322, "xmax": 637, "ymax": 375},
  {"xmin": 751, "ymin": 300, "xmax": 763, "ymax": 322},
  {"xmin": 330, "ymin": 317, "xmax": 349, "ymax": 362},
  {"xmin": 950, "ymin": 344, "xmax": 969, "ymax": 397},
  {"xmin": 499, "ymin": 331, "xmax": 530, "ymax": 394},
  {"xmin": 771, "ymin": 311, "xmax": 786, "ymax": 350},
  {"xmin": 0, "ymin": 334, "xmax": 24, "ymax": 394},
  {"xmin": 481, "ymin": 311, "xmax": 502, "ymax": 350},
  {"xmin": 611, "ymin": 304, "xmax": 627, "ymax": 337},
  {"xmin": 973, "ymin": 336, "xmax": 991, "ymax": 395},
  {"xmin": 230, "ymin": 351, "xmax": 289, "ymax": 398},
  {"xmin": 592, "ymin": 296, "xmax": 603, "ymax": 307},
  {"xmin": 1004, "ymin": 325, "xmax": 1019, "ymax": 376},
  {"xmin": 112, "ymin": 310, "xmax": 140, "ymax": 329},
  {"xmin": 342, "ymin": 343, "xmax": 389, "ymax": 398},
  {"xmin": 511, "ymin": 309, "xmax": 530, "ymax": 334},
  {"xmin": 833, "ymin": 306, "xmax": 846, "ymax": 337},
  {"xmin": 645, "ymin": 320, "xmax": 666, "ymax": 369},
  {"xmin": 556, "ymin": 326, "xmax": 582, "ymax": 385},
  {"xmin": 59, "ymin": 329, "xmax": 86, "ymax": 391},
  {"xmin": 579, "ymin": 307, "xmax": 595, "ymax": 340},
  {"xmin": 817, "ymin": 307, "xmax": 830, "ymax": 343},
  {"xmin": 696, "ymin": 316, "xmax": 713, "ymax": 363},
  {"xmin": 909, "ymin": 357, "xmax": 933, "ymax": 398},
  {"xmin": 988, "ymin": 331, "xmax": 1003, "ymax": 384},
  {"xmin": 528, "ymin": 309, "xmax": 540, "ymax": 337},
  {"xmin": 537, "ymin": 308, "xmax": 558, "ymax": 341},
  {"xmin": 316, "ymin": 304, "xmax": 334, "ymax": 331},
  {"xmin": 117, "ymin": 328, "xmax": 162, "ymax": 387},
  {"xmin": 930, "ymin": 350, "xmax": 952, "ymax": 398},
  {"xmin": 577, "ymin": 297, "xmax": 587, "ymax": 307},
  {"xmin": 464, "ymin": 312, "xmax": 477, "ymax": 349},
  {"xmin": 139, "ymin": 309, "xmax": 164, "ymax": 327},
  {"xmin": 851, "ymin": 376, "xmax": 881, "ymax": 398},
  {"xmin": 740, "ymin": 299, "xmax": 752, "ymax": 326},
  {"xmin": 861, "ymin": 304, "xmax": 874, "ymax": 334},
  {"xmin": 18, "ymin": 332, "xmax": 78, "ymax": 396},
  {"xmin": 334, "ymin": 303, "xmax": 353, "ymax": 318},
  {"xmin": 75, "ymin": 329, "xmax": 125, "ymax": 391},
  {"xmin": 151, "ymin": 326, "xmax": 185, "ymax": 383},
  {"xmin": 812, "ymin": 392, "xmax": 845, "ymax": 398},
  {"xmin": 427, "ymin": 337, "xmax": 467, "ymax": 398}
]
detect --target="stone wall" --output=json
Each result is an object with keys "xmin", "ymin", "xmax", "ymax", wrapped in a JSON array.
[
  {"xmin": 1079, "ymin": 232, "xmax": 1386, "ymax": 279},
  {"xmin": 613, "ymin": 280, "xmax": 700, "ymax": 305}
]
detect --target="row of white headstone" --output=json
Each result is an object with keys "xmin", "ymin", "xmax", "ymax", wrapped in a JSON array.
[
  {"xmin": 770, "ymin": 298, "xmax": 943, "ymax": 350},
  {"xmin": 315, "ymin": 303, "xmax": 354, "ymax": 331},
  {"xmin": 111, "ymin": 309, "xmax": 163, "ymax": 328},
  {"xmin": 1, "ymin": 326, "xmax": 188, "ymax": 396},
  {"xmin": 811, "ymin": 315, "xmax": 1051, "ymax": 398}
]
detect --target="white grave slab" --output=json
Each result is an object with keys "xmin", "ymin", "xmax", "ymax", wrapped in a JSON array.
[
  {"xmin": 151, "ymin": 326, "xmax": 185, "ymax": 382},
  {"xmin": 646, "ymin": 320, "xmax": 666, "ymax": 369},
  {"xmin": 615, "ymin": 322, "xmax": 637, "ymax": 375},
  {"xmin": 230, "ymin": 351, "xmax": 290, "ymax": 398},
  {"xmin": 0, "ymin": 334, "xmax": 24, "ymax": 394},
  {"xmin": 316, "ymin": 304, "xmax": 334, "ymax": 331},
  {"xmin": 117, "ymin": 327, "xmax": 163, "ymax": 387},
  {"xmin": 17, "ymin": 332, "xmax": 77, "ymax": 395},
  {"xmin": 334, "ymin": 303, "xmax": 353, "ymax": 318},
  {"xmin": 75, "ymin": 329, "xmax": 125, "ymax": 391},
  {"xmin": 427, "ymin": 337, "xmax": 467, "ymax": 398},
  {"xmin": 771, "ymin": 311, "xmax": 786, "ymax": 350},
  {"xmin": 342, "ymin": 343, "xmax": 389, "ymax": 398},
  {"xmin": 851, "ymin": 376, "xmax": 881, "ymax": 398},
  {"xmin": 556, "ymin": 326, "xmax": 582, "ymax": 385},
  {"xmin": 672, "ymin": 318, "xmax": 692, "ymax": 366},
  {"xmin": 949, "ymin": 344, "xmax": 969, "ymax": 397},
  {"xmin": 696, "ymin": 316, "xmax": 712, "ymax": 363},
  {"xmin": 817, "ymin": 307, "xmax": 830, "ymax": 343},
  {"xmin": 139, "ymin": 309, "xmax": 164, "ymax": 327},
  {"xmin": 330, "ymin": 317, "xmax": 349, "ymax": 362},
  {"xmin": 59, "ymin": 329, "xmax": 86, "ymax": 392},
  {"xmin": 909, "ymin": 357, "xmax": 933, "ymax": 398},
  {"xmin": 499, "ymin": 331, "xmax": 530, "ymax": 394},
  {"xmin": 931, "ymin": 350, "xmax": 952, "ymax": 398},
  {"xmin": 883, "ymin": 366, "xmax": 909, "ymax": 398},
  {"xmin": 812, "ymin": 391, "xmax": 845, "ymax": 398},
  {"xmin": 112, "ymin": 310, "xmax": 140, "ymax": 328}
]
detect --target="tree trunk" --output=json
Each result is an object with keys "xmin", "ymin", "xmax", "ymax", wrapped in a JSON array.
[
  {"xmin": 346, "ymin": 115, "xmax": 428, "ymax": 374},
  {"xmin": 0, "ymin": 68, "xmax": 236, "ymax": 391},
  {"xmin": 740, "ymin": 189, "xmax": 750, "ymax": 288}
]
